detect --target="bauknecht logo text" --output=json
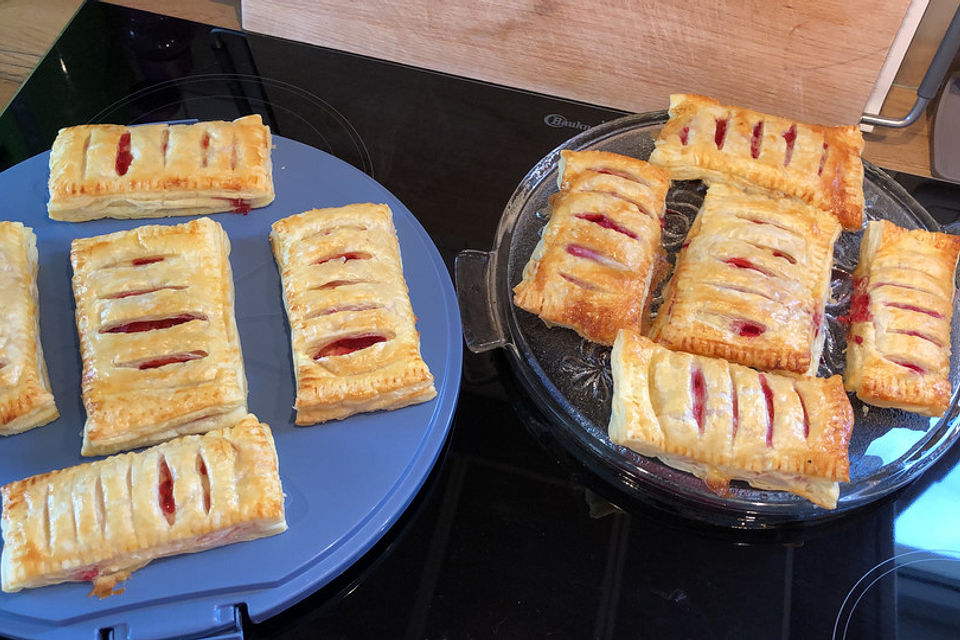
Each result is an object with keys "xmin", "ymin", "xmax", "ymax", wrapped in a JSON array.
[{"xmin": 544, "ymin": 114, "xmax": 591, "ymax": 130}]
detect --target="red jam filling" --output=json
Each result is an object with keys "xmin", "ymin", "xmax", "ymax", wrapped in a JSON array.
[
  {"xmin": 220, "ymin": 198, "xmax": 251, "ymax": 215},
  {"xmin": 115, "ymin": 132, "xmax": 133, "ymax": 176},
  {"xmin": 795, "ymin": 387, "xmax": 810, "ymax": 438},
  {"xmin": 890, "ymin": 359, "xmax": 925, "ymax": 375},
  {"xmin": 77, "ymin": 567, "xmax": 100, "ymax": 582},
  {"xmin": 197, "ymin": 455, "xmax": 211, "ymax": 513},
  {"xmin": 131, "ymin": 256, "xmax": 164, "ymax": 267},
  {"xmin": 759, "ymin": 374, "xmax": 775, "ymax": 447},
  {"xmin": 840, "ymin": 277, "xmax": 871, "ymax": 324},
  {"xmin": 559, "ymin": 273, "xmax": 600, "ymax": 291},
  {"xmin": 595, "ymin": 167, "xmax": 636, "ymax": 182},
  {"xmin": 316, "ymin": 252, "xmax": 370, "ymax": 265},
  {"xmin": 853, "ymin": 335, "xmax": 863, "ymax": 344},
  {"xmin": 679, "ymin": 126, "xmax": 689, "ymax": 145},
  {"xmin": 575, "ymin": 213, "xmax": 638, "ymax": 239},
  {"xmin": 103, "ymin": 314, "xmax": 205, "ymax": 334},
  {"xmin": 782, "ymin": 124, "xmax": 797, "ymax": 166},
  {"xmin": 883, "ymin": 302, "xmax": 943, "ymax": 319},
  {"xmin": 771, "ymin": 250, "xmax": 796, "ymax": 264},
  {"xmin": 724, "ymin": 257, "xmax": 772, "ymax": 277},
  {"xmin": 818, "ymin": 142, "xmax": 829, "ymax": 176},
  {"xmin": 315, "ymin": 334, "xmax": 387, "ymax": 359},
  {"xmin": 714, "ymin": 118, "xmax": 728, "ymax": 150},
  {"xmin": 566, "ymin": 244, "xmax": 605, "ymax": 262},
  {"xmin": 158, "ymin": 457, "xmax": 176, "ymax": 524},
  {"xmin": 201, "ymin": 131, "xmax": 210, "ymax": 167},
  {"xmin": 318, "ymin": 304, "xmax": 380, "ymax": 316},
  {"xmin": 731, "ymin": 319, "xmax": 766, "ymax": 337},
  {"xmin": 136, "ymin": 350, "xmax": 207, "ymax": 370},
  {"xmin": 691, "ymin": 367, "xmax": 706, "ymax": 433},
  {"xmin": 750, "ymin": 121, "xmax": 764, "ymax": 159},
  {"xmin": 812, "ymin": 311, "xmax": 823, "ymax": 338}
]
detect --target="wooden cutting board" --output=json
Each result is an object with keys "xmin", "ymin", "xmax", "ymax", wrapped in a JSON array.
[{"xmin": 242, "ymin": 0, "xmax": 912, "ymax": 126}]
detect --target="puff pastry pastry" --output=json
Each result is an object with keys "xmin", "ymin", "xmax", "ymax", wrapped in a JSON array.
[
  {"xmin": 48, "ymin": 115, "xmax": 274, "ymax": 222},
  {"xmin": 844, "ymin": 220, "xmax": 960, "ymax": 416},
  {"xmin": 271, "ymin": 203, "xmax": 436, "ymax": 425},
  {"xmin": 71, "ymin": 217, "xmax": 248, "ymax": 456},
  {"xmin": 649, "ymin": 94, "xmax": 865, "ymax": 230},
  {"xmin": 649, "ymin": 183, "xmax": 840, "ymax": 375},
  {"xmin": 610, "ymin": 331, "xmax": 854, "ymax": 509},
  {"xmin": 0, "ymin": 222, "xmax": 58, "ymax": 434},
  {"xmin": 1, "ymin": 414, "xmax": 286, "ymax": 596},
  {"xmin": 513, "ymin": 150, "xmax": 671, "ymax": 345}
]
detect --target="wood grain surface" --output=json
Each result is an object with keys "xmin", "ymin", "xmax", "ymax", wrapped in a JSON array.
[{"xmin": 242, "ymin": 0, "xmax": 911, "ymax": 126}]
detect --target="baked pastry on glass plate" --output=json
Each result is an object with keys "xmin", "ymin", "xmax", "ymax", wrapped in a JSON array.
[
  {"xmin": 513, "ymin": 150, "xmax": 671, "ymax": 345},
  {"xmin": 649, "ymin": 93, "xmax": 865, "ymax": 230},
  {"xmin": 844, "ymin": 219, "xmax": 960, "ymax": 417},
  {"xmin": 271, "ymin": 203, "xmax": 436, "ymax": 425},
  {"xmin": 649, "ymin": 182, "xmax": 841, "ymax": 375},
  {"xmin": 0, "ymin": 221, "xmax": 58, "ymax": 435},
  {"xmin": 1, "ymin": 414, "xmax": 286, "ymax": 597},
  {"xmin": 71, "ymin": 217, "xmax": 248, "ymax": 456},
  {"xmin": 48, "ymin": 115, "xmax": 274, "ymax": 222},
  {"xmin": 609, "ymin": 331, "xmax": 854, "ymax": 509}
]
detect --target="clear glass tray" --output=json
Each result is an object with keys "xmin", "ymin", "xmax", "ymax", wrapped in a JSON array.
[{"xmin": 455, "ymin": 112, "xmax": 960, "ymax": 527}]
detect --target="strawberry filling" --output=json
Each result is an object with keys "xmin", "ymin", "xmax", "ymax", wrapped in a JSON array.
[
  {"xmin": 724, "ymin": 257, "xmax": 773, "ymax": 277},
  {"xmin": 106, "ymin": 285, "xmax": 185, "ymax": 300},
  {"xmin": 200, "ymin": 131, "xmax": 210, "ymax": 167},
  {"xmin": 852, "ymin": 335, "xmax": 863, "ymax": 344},
  {"xmin": 731, "ymin": 319, "xmax": 766, "ymax": 337},
  {"xmin": 594, "ymin": 168, "xmax": 637, "ymax": 182},
  {"xmin": 890, "ymin": 359, "xmax": 925, "ymax": 375},
  {"xmin": 317, "ymin": 304, "xmax": 380, "ymax": 316},
  {"xmin": 115, "ymin": 132, "xmax": 133, "ymax": 176},
  {"xmin": 760, "ymin": 374, "xmax": 775, "ymax": 447},
  {"xmin": 566, "ymin": 244, "xmax": 606, "ymax": 262},
  {"xmin": 315, "ymin": 334, "xmax": 387, "ymax": 358},
  {"xmin": 134, "ymin": 350, "xmax": 207, "ymax": 370},
  {"xmin": 158, "ymin": 457, "xmax": 176, "ymax": 525},
  {"xmin": 884, "ymin": 302, "xmax": 943, "ymax": 319},
  {"xmin": 750, "ymin": 121, "xmax": 764, "ymax": 158},
  {"xmin": 217, "ymin": 197, "xmax": 251, "ymax": 215},
  {"xmin": 840, "ymin": 277, "xmax": 871, "ymax": 324},
  {"xmin": 782, "ymin": 124, "xmax": 797, "ymax": 166},
  {"xmin": 575, "ymin": 213, "xmax": 638, "ymax": 239},
  {"xmin": 197, "ymin": 455, "xmax": 211, "ymax": 513},
  {"xmin": 714, "ymin": 117, "xmax": 728, "ymax": 150},
  {"xmin": 691, "ymin": 367, "xmax": 706, "ymax": 433},
  {"xmin": 731, "ymin": 385, "xmax": 739, "ymax": 439},
  {"xmin": 560, "ymin": 273, "xmax": 601, "ymax": 291},
  {"xmin": 102, "ymin": 313, "xmax": 205, "ymax": 334},
  {"xmin": 679, "ymin": 126, "xmax": 689, "ymax": 145},
  {"xmin": 891, "ymin": 329, "xmax": 943, "ymax": 347},
  {"xmin": 818, "ymin": 142, "xmax": 829, "ymax": 176},
  {"xmin": 76, "ymin": 567, "xmax": 100, "ymax": 582},
  {"xmin": 131, "ymin": 256, "xmax": 164, "ymax": 267},
  {"xmin": 812, "ymin": 310, "xmax": 823, "ymax": 338},
  {"xmin": 771, "ymin": 250, "xmax": 796, "ymax": 264}
]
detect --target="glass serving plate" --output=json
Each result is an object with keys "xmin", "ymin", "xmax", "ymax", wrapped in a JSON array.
[{"xmin": 455, "ymin": 112, "xmax": 960, "ymax": 527}]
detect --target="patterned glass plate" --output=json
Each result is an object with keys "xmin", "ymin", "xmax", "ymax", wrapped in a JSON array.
[{"xmin": 455, "ymin": 112, "xmax": 960, "ymax": 527}]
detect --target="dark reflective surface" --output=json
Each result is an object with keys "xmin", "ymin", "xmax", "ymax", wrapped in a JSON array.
[{"xmin": 2, "ymin": 3, "xmax": 959, "ymax": 638}]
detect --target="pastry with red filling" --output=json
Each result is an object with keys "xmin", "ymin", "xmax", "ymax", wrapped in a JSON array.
[
  {"xmin": 1, "ymin": 414, "xmax": 286, "ymax": 596},
  {"xmin": 48, "ymin": 115, "xmax": 274, "ymax": 221},
  {"xmin": 0, "ymin": 222, "xmax": 58, "ymax": 435},
  {"xmin": 70, "ymin": 217, "xmax": 248, "ymax": 455},
  {"xmin": 513, "ymin": 150, "xmax": 671, "ymax": 345},
  {"xmin": 844, "ymin": 220, "xmax": 960, "ymax": 417},
  {"xmin": 649, "ymin": 182, "xmax": 840, "ymax": 375},
  {"xmin": 609, "ymin": 331, "xmax": 853, "ymax": 509},
  {"xmin": 649, "ymin": 94, "xmax": 864, "ymax": 230},
  {"xmin": 270, "ymin": 203, "xmax": 435, "ymax": 425}
]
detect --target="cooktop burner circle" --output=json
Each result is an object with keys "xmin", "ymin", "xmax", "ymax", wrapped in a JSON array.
[{"xmin": 86, "ymin": 73, "xmax": 374, "ymax": 177}]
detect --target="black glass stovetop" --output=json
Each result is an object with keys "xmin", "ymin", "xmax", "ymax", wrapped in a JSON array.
[{"xmin": 3, "ymin": 2, "xmax": 960, "ymax": 639}]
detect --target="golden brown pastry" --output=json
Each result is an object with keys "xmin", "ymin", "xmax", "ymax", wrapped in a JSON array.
[
  {"xmin": 513, "ymin": 150, "xmax": 671, "ymax": 345},
  {"xmin": 48, "ymin": 115, "xmax": 274, "ymax": 221},
  {"xmin": 71, "ymin": 217, "xmax": 247, "ymax": 456},
  {"xmin": 270, "ymin": 203, "xmax": 436, "ymax": 425},
  {"xmin": 844, "ymin": 220, "xmax": 960, "ymax": 417},
  {"xmin": 609, "ymin": 331, "xmax": 854, "ymax": 509},
  {"xmin": 1, "ymin": 414, "xmax": 286, "ymax": 596},
  {"xmin": 649, "ymin": 94, "xmax": 865, "ymax": 230},
  {"xmin": 0, "ymin": 222, "xmax": 58, "ymax": 434},
  {"xmin": 649, "ymin": 183, "xmax": 840, "ymax": 375}
]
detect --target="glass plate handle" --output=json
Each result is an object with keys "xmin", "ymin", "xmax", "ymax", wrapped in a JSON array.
[{"xmin": 454, "ymin": 249, "xmax": 508, "ymax": 353}]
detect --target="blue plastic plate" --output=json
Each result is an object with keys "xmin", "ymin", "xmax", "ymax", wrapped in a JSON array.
[{"xmin": 0, "ymin": 135, "xmax": 462, "ymax": 640}]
